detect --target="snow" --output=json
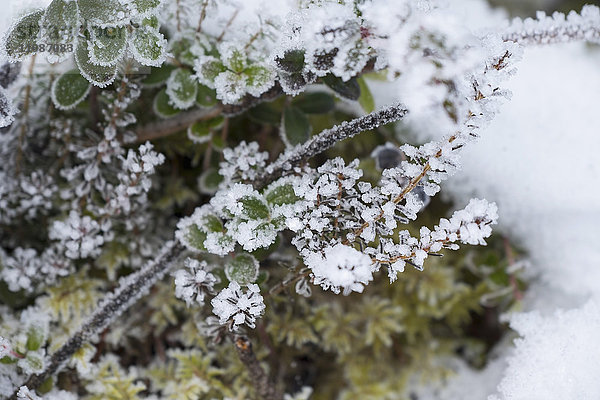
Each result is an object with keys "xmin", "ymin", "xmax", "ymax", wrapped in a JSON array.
[{"xmin": 491, "ymin": 301, "xmax": 600, "ymax": 400}]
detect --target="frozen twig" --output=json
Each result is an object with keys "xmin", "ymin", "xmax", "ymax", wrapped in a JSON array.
[
  {"xmin": 12, "ymin": 242, "xmax": 184, "ymax": 398},
  {"xmin": 254, "ymin": 103, "xmax": 409, "ymax": 188},
  {"xmin": 503, "ymin": 5, "xmax": 600, "ymax": 45},
  {"xmin": 234, "ymin": 335, "xmax": 282, "ymax": 400}
]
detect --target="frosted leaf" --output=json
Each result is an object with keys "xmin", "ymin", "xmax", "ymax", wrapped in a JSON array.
[
  {"xmin": 153, "ymin": 88, "xmax": 180, "ymax": 118},
  {"xmin": 75, "ymin": 40, "xmax": 117, "ymax": 88},
  {"xmin": 166, "ymin": 68, "xmax": 198, "ymax": 110},
  {"xmin": 132, "ymin": 0, "xmax": 161, "ymax": 17},
  {"xmin": 264, "ymin": 179, "xmax": 301, "ymax": 207},
  {"xmin": 173, "ymin": 258, "xmax": 218, "ymax": 307},
  {"xmin": 211, "ymin": 281, "xmax": 265, "ymax": 330},
  {"xmin": 39, "ymin": 0, "xmax": 79, "ymax": 63},
  {"xmin": 78, "ymin": 0, "xmax": 129, "ymax": 27},
  {"xmin": 198, "ymin": 168, "xmax": 223, "ymax": 195},
  {"xmin": 88, "ymin": 26, "xmax": 128, "ymax": 66},
  {"xmin": 194, "ymin": 55, "xmax": 226, "ymax": 88},
  {"xmin": 129, "ymin": 26, "xmax": 168, "ymax": 67},
  {"xmin": 244, "ymin": 64, "xmax": 276, "ymax": 97},
  {"xmin": 176, "ymin": 205, "xmax": 234, "ymax": 255},
  {"xmin": 2, "ymin": 10, "xmax": 44, "ymax": 61},
  {"xmin": 304, "ymin": 244, "xmax": 374, "ymax": 295},
  {"xmin": 225, "ymin": 253, "xmax": 259, "ymax": 285},
  {"xmin": 213, "ymin": 70, "xmax": 248, "ymax": 104},
  {"xmin": 51, "ymin": 70, "xmax": 91, "ymax": 110}
]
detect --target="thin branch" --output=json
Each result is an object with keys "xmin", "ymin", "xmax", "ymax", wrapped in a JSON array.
[
  {"xmin": 234, "ymin": 335, "xmax": 282, "ymax": 400},
  {"xmin": 135, "ymin": 106, "xmax": 223, "ymax": 143},
  {"xmin": 135, "ymin": 84, "xmax": 283, "ymax": 143},
  {"xmin": 254, "ymin": 103, "xmax": 409, "ymax": 188},
  {"xmin": 502, "ymin": 5, "xmax": 600, "ymax": 45},
  {"xmin": 12, "ymin": 242, "xmax": 184, "ymax": 398}
]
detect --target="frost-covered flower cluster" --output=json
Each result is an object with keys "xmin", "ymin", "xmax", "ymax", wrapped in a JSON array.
[
  {"xmin": 211, "ymin": 281, "xmax": 265, "ymax": 330},
  {"xmin": 219, "ymin": 141, "xmax": 269, "ymax": 187},
  {"xmin": 173, "ymin": 258, "xmax": 219, "ymax": 307},
  {"xmin": 304, "ymin": 244, "xmax": 374, "ymax": 295}
]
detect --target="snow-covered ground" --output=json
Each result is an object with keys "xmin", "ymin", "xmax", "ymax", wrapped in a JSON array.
[{"xmin": 397, "ymin": 2, "xmax": 600, "ymax": 399}]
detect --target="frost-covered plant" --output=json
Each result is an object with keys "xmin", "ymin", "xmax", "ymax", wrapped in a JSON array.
[{"xmin": 0, "ymin": 0, "xmax": 597, "ymax": 399}]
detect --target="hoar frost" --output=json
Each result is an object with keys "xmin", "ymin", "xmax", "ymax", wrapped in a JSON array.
[
  {"xmin": 305, "ymin": 244, "xmax": 374, "ymax": 295},
  {"xmin": 211, "ymin": 281, "xmax": 265, "ymax": 330}
]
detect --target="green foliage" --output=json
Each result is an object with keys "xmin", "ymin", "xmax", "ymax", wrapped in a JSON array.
[
  {"xmin": 51, "ymin": 71, "xmax": 91, "ymax": 110},
  {"xmin": 322, "ymin": 74, "xmax": 361, "ymax": 100},
  {"xmin": 225, "ymin": 253, "xmax": 260, "ymax": 285},
  {"xmin": 3, "ymin": 10, "xmax": 44, "ymax": 61},
  {"xmin": 282, "ymin": 106, "xmax": 311, "ymax": 146}
]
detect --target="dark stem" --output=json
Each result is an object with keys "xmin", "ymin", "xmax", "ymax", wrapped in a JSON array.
[{"xmin": 234, "ymin": 335, "xmax": 282, "ymax": 400}]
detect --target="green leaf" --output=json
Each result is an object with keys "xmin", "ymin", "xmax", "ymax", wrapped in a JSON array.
[
  {"xmin": 25, "ymin": 352, "xmax": 44, "ymax": 373},
  {"xmin": 40, "ymin": 0, "xmax": 79, "ymax": 63},
  {"xmin": 211, "ymin": 135, "xmax": 226, "ymax": 151},
  {"xmin": 292, "ymin": 92, "xmax": 335, "ymax": 114},
  {"xmin": 78, "ymin": 0, "xmax": 129, "ymax": 26},
  {"xmin": 153, "ymin": 88, "xmax": 181, "ymax": 118},
  {"xmin": 225, "ymin": 253, "xmax": 259, "ymax": 285},
  {"xmin": 196, "ymin": 84, "xmax": 218, "ymax": 107},
  {"xmin": 170, "ymin": 37, "xmax": 196, "ymax": 66},
  {"xmin": 245, "ymin": 64, "xmax": 274, "ymax": 90},
  {"xmin": 2, "ymin": 10, "xmax": 44, "ymax": 61},
  {"xmin": 282, "ymin": 106, "xmax": 311, "ymax": 146},
  {"xmin": 357, "ymin": 76, "xmax": 375, "ymax": 113},
  {"xmin": 130, "ymin": 26, "xmax": 167, "ymax": 67},
  {"xmin": 142, "ymin": 15, "xmax": 160, "ymax": 29},
  {"xmin": 239, "ymin": 195, "xmax": 270, "ymax": 220},
  {"xmin": 202, "ymin": 214, "xmax": 224, "ymax": 233},
  {"xmin": 26, "ymin": 326, "xmax": 45, "ymax": 351},
  {"xmin": 142, "ymin": 65, "xmax": 176, "ymax": 87},
  {"xmin": 322, "ymin": 74, "xmax": 361, "ymax": 101},
  {"xmin": 248, "ymin": 103, "xmax": 281, "ymax": 125},
  {"xmin": 226, "ymin": 49, "xmax": 247, "ymax": 73},
  {"xmin": 196, "ymin": 56, "xmax": 226, "ymax": 84},
  {"xmin": 88, "ymin": 26, "xmax": 127, "ymax": 66},
  {"xmin": 275, "ymin": 50, "xmax": 305, "ymax": 73},
  {"xmin": 198, "ymin": 168, "xmax": 223, "ymax": 195},
  {"xmin": 133, "ymin": 0, "xmax": 161, "ymax": 15},
  {"xmin": 184, "ymin": 225, "xmax": 208, "ymax": 252},
  {"xmin": 264, "ymin": 182, "xmax": 300, "ymax": 206},
  {"xmin": 75, "ymin": 40, "xmax": 117, "ymax": 87},
  {"xmin": 187, "ymin": 121, "xmax": 212, "ymax": 144},
  {"xmin": 166, "ymin": 68, "xmax": 198, "ymax": 110},
  {"xmin": 51, "ymin": 70, "xmax": 91, "ymax": 110}
]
